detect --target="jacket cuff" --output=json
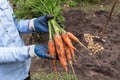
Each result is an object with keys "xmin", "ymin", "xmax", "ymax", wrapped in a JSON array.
[
  {"xmin": 29, "ymin": 45, "xmax": 36, "ymax": 57},
  {"xmin": 29, "ymin": 18, "xmax": 36, "ymax": 31}
]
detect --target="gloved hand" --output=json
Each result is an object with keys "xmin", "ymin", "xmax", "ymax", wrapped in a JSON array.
[
  {"xmin": 29, "ymin": 45, "xmax": 54, "ymax": 60},
  {"xmin": 29, "ymin": 14, "xmax": 54, "ymax": 32}
]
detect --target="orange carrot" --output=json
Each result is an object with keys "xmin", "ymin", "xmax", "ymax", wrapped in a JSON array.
[
  {"xmin": 70, "ymin": 48, "xmax": 75, "ymax": 59},
  {"xmin": 70, "ymin": 48, "xmax": 77, "ymax": 63},
  {"xmin": 54, "ymin": 34, "xmax": 67, "ymax": 72},
  {"xmin": 64, "ymin": 45, "xmax": 77, "ymax": 79},
  {"xmin": 67, "ymin": 32, "xmax": 89, "ymax": 50},
  {"xmin": 65, "ymin": 47, "xmax": 72, "ymax": 65},
  {"xmin": 67, "ymin": 32, "xmax": 79, "ymax": 43},
  {"xmin": 48, "ymin": 40, "xmax": 57, "ymax": 73},
  {"xmin": 61, "ymin": 33, "xmax": 77, "ymax": 50}
]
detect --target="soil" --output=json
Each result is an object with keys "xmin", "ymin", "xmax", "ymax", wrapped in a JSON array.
[{"xmin": 23, "ymin": 10, "xmax": 120, "ymax": 80}]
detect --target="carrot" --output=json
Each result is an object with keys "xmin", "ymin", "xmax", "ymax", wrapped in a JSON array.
[
  {"xmin": 70, "ymin": 48, "xmax": 75, "ymax": 58},
  {"xmin": 67, "ymin": 32, "xmax": 89, "ymax": 50},
  {"xmin": 54, "ymin": 34, "xmax": 67, "ymax": 72},
  {"xmin": 61, "ymin": 33, "xmax": 77, "ymax": 50},
  {"xmin": 70, "ymin": 48, "xmax": 77, "ymax": 64},
  {"xmin": 64, "ymin": 45, "xmax": 72, "ymax": 64},
  {"xmin": 48, "ymin": 40, "xmax": 57, "ymax": 73},
  {"xmin": 65, "ymin": 48, "xmax": 72, "ymax": 64},
  {"xmin": 64, "ymin": 45, "xmax": 78, "ymax": 80},
  {"xmin": 67, "ymin": 32, "xmax": 79, "ymax": 43}
]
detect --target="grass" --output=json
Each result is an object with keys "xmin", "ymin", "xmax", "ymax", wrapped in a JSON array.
[
  {"xmin": 31, "ymin": 72, "xmax": 77, "ymax": 80},
  {"xmin": 65, "ymin": 0, "xmax": 120, "ymax": 15},
  {"xmin": 82, "ymin": 3, "xmax": 120, "ymax": 15}
]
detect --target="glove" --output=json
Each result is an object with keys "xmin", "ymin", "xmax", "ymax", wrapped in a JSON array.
[
  {"xmin": 29, "ymin": 45, "xmax": 54, "ymax": 60},
  {"xmin": 29, "ymin": 14, "xmax": 54, "ymax": 32}
]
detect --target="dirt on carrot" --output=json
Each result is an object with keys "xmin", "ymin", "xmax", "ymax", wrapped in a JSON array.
[
  {"xmin": 48, "ymin": 40, "xmax": 57, "ymax": 72},
  {"xmin": 67, "ymin": 32, "xmax": 80, "ymax": 43},
  {"xmin": 54, "ymin": 34, "xmax": 68, "ymax": 72},
  {"xmin": 61, "ymin": 33, "xmax": 77, "ymax": 50}
]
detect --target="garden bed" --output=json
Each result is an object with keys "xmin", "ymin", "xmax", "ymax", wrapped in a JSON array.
[{"xmin": 28, "ymin": 10, "xmax": 120, "ymax": 80}]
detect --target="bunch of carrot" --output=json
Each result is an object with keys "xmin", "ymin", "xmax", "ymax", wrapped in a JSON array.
[{"xmin": 48, "ymin": 19, "xmax": 79, "ymax": 73}]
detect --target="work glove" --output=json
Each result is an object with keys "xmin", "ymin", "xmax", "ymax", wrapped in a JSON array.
[
  {"xmin": 29, "ymin": 45, "xmax": 54, "ymax": 60},
  {"xmin": 29, "ymin": 14, "xmax": 54, "ymax": 32}
]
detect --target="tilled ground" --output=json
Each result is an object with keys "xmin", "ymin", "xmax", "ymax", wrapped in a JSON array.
[{"xmin": 28, "ymin": 10, "xmax": 120, "ymax": 80}]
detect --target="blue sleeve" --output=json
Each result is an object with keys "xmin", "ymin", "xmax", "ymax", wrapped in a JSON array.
[
  {"xmin": 5, "ymin": 0, "xmax": 33, "ymax": 33},
  {"xmin": 0, "ymin": 46, "xmax": 31, "ymax": 63},
  {"xmin": 14, "ymin": 18, "xmax": 33, "ymax": 33}
]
